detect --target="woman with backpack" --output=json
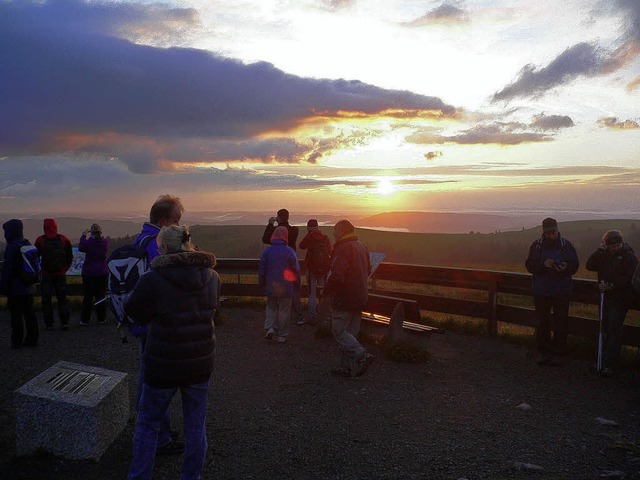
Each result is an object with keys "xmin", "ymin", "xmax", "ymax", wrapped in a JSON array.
[
  {"xmin": 0, "ymin": 219, "xmax": 39, "ymax": 348},
  {"xmin": 78, "ymin": 223, "xmax": 109, "ymax": 325}
]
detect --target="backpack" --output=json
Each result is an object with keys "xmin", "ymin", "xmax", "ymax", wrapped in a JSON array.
[
  {"xmin": 307, "ymin": 238, "xmax": 331, "ymax": 274},
  {"xmin": 106, "ymin": 235, "xmax": 155, "ymax": 336},
  {"xmin": 12, "ymin": 242, "xmax": 41, "ymax": 285},
  {"xmin": 41, "ymin": 235, "xmax": 67, "ymax": 273}
]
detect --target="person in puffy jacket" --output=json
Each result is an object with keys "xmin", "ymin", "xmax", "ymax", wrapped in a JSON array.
[
  {"xmin": 525, "ymin": 217, "xmax": 579, "ymax": 359},
  {"xmin": 78, "ymin": 223, "xmax": 109, "ymax": 325},
  {"xmin": 125, "ymin": 225, "xmax": 220, "ymax": 480},
  {"xmin": 323, "ymin": 220, "xmax": 373, "ymax": 377},
  {"xmin": 0, "ymin": 219, "xmax": 39, "ymax": 348},
  {"xmin": 259, "ymin": 226, "xmax": 300, "ymax": 343},
  {"xmin": 586, "ymin": 229, "xmax": 638, "ymax": 377}
]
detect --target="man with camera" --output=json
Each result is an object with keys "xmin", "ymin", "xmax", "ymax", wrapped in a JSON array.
[{"xmin": 525, "ymin": 217, "xmax": 579, "ymax": 363}]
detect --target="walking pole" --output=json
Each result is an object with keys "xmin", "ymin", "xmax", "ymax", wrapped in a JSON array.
[{"xmin": 597, "ymin": 290, "xmax": 604, "ymax": 373}]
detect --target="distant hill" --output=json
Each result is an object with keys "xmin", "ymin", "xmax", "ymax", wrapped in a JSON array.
[
  {"xmin": 0, "ymin": 217, "xmax": 141, "ymax": 243},
  {"xmin": 357, "ymin": 211, "xmax": 541, "ymax": 234}
]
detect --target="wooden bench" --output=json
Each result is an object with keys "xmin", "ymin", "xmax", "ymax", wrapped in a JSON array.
[{"xmin": 362, "ymin": 293, "xmax": 443, "ymax": 334}]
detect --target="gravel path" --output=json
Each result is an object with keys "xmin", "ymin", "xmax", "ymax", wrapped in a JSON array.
[{"xmin": 1, "ymin": 305, "xmax": 640, "ymax": 479}]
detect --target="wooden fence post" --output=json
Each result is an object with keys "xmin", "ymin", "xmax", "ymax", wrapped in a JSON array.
[{"xmin": 487, "ymin": 279, "xmax": 498, "ymax": 336}]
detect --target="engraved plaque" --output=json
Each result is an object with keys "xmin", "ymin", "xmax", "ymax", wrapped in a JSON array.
[{"xmin": 39, "ymin": 367, "xmax": 109, "ymax": 397}]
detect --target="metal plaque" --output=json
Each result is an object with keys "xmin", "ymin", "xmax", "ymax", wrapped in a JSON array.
[{"xmin": 39, "ymin": 367, "xmax": 109, "ymax": 397}]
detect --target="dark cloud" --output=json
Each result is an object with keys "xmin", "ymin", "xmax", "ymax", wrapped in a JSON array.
[
  {"xmin": 424, "ymin": 151, "xmax": 443, "ymax": 160},
  {"xmin": 492, "ymin": 0, "xmax": 640, "ymax": 102},
  {"xmin": 597, "ymin": 117, "xmax": 640, "ymax": 129},
  {"xmin": 0, "ymin": 0, "xmax": 454, "ymax": 167},
  {"xmin": 530, "ymin": 113, "xmax": 575, "ymax": 131},
  {"xmin": 403, "ymin": 3, "xmax": 469, "ymax": 27},
  {"xmin": 407, "ymin": 122, "xmax": 553, "ymax": 146},
  {"xmin": 491, "ymin": 43, "xmax": 604, "ymax": 102}
]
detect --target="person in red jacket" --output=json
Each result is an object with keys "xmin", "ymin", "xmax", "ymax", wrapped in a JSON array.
[
  {"xmin": 299, "ymin": 219, "xmax": 332, "ymax": 324},
  {"xmin": 34, "ymin": 218, "xmax": 73, "ymax": 330}
]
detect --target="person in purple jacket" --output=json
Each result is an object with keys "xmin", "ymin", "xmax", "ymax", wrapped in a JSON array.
[
  {"xmin": 78, "ymin": 223, "xmax": 109, "ymax": 325},
  {"xmin": 131, "ymin": 194, "xmax": 186, "ymax": 456}
]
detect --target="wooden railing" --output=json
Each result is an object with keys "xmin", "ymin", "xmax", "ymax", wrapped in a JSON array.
[
  {"xmin": 24, "ymin": 258, "xmax": 640, "ymax": 347},
  {"xmin": 209, "ymin": 259, "xmax": 640, "ymax": 347}
]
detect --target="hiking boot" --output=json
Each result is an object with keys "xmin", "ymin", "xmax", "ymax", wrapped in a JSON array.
[
  {"xmin": 277, "ymin": 336, "xmax": 286, "ymax": 343},
  {"xmin": 354, "ymin": 353, "xmax": 375, "ymax": 377},
  {"xmin": 265, "ymin": 328, "xmax": 274, "ymax": 340},
  {"xmin": 45, "ymin": 325, "xmax": 53, "ymax": 331},
  {"xmin": 79, "ymin": 320, "xmax": 89, "ymax": 326},
  {"xmin": 296, "ymin": 319, "xmax": 305, "ymax": 326},
  {"xmin": 331, "ymin": 367, "xmax": 352, "ymax": 377},
  {"xmin": 98, "ymin": 319, "xmax": 107, "ymax": 324},
  {"xmin": 156, "ymin": 439, "xmax": 184, "ymax": 456},
  {"xmin": 61, "ymin": 324, "xmax": 69, "ymax": 331},
  {"xmin": 600, "ymin": 367, "xmax": 614, "ymax": 378}
]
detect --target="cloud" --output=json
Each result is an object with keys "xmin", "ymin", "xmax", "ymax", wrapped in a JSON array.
[
  {"xmin": 491, "ymin": 43, "xmax": 604, "ymax": 102},
  {"xmin": 424, "ymin": 151, "xmax": 443, "ymax": 160},
  {"xmin": 530, "ymin": 113, "xmax": 575, "ymax": 131},
  {"xmin": 403, "ymin": 3, "xmax": 469, "ymax": 27},
  {"xmin": 492, "ymin": 0, "xmax": 640, "ymax": 102},
  {"xmin": 406, "ymin": 122, "xmax": 554, "ymax": 146},
  {"xmin": 597, "ymin": 117, "xmax": 640, "ymax": 129},
  {"xmin": 0, "ymin": 0, "xmax": 455, "ymax": 169},
  {"xmin": 626, "ymin": 76, "xmax": 640, "ymax": 92},
  {"xmin": 323, "ymin": 0, "xmax": 356, "ymax": 11}
]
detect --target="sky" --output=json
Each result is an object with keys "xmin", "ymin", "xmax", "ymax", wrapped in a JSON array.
[{"xmin": 1, "ymin": 0, "xmax": 639, "ymax": 219}]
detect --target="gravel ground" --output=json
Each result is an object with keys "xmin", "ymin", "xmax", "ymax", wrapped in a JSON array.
[{"xmin": 1, "ymin": 305, "xmax": 640, "ymax": 480}]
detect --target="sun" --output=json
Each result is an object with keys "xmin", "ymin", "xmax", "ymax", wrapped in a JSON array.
[{"xmin": 376, "ymin": 178, "xmax": 396, "ymax": 196}]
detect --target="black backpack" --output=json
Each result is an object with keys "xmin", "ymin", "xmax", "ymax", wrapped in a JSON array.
[
  {"xmin": 41, "ymin": 235, "xmax": 67, "ymax": 273},
  {"xmin": 307, "ymin": 238, "xmax": 331, "ymax": 274}
]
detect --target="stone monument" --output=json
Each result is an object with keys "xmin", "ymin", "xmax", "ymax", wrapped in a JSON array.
[{"xmin": 15, "ymin": 360, "xmax": 129, "ymax": 460}]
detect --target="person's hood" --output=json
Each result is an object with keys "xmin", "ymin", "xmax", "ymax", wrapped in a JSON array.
[
  {"xmin": 271, "ymin": 226, "xmax": 289, "ymax": 243},
  {"xmin": 151, "ymin": 251, "xmax": 217, "ymax": 290},
  {"xmin": 3, "ymin": 219, "xmax": 24, "ymax": 243},
  {"xmin": 43, "ymin": 218, "xmax": 58, "ymax": 238}
]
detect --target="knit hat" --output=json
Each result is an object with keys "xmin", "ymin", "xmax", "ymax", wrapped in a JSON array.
[
  {"xmin": 271, "ymin": 226, "xmax": 289, "ymax": 243},
  {"xmin": 542, "ymin": 217, "xmax": 558, "ymax": 233},
  {"xmin": 604, "ymin": 230, "xmax": 623, "ymax": 246},
  {"xmin": 90, "ymin": 223, "xmax": 102, "ymax": 234}
]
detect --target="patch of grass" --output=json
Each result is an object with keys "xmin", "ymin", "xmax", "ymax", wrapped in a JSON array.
[{"xmin": 377, "ymin": 335, "xmax": 431, "ymax": 363}]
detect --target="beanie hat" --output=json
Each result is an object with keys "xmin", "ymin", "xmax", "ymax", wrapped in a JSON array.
[
  {"xmin": 542, "ymin": 217, "xmax": 558, "ymax": 233},
  {"xmin": 2, "ymin": 219, "xmax": 24, "ymax": 243},
  {"xmin": 271, "ymin": 226, "xmax": 289, "ymax": 243},
  {"xmin": 307, "ymin": 219, "xmax": 319, "ymax": 231},
  {"xmin": 604, "ymin": 230, "xmax": 623, "ymax": 246},
  {"xmin": 90, "ymin": 223, "xmax": 102, "ymax": 234}
]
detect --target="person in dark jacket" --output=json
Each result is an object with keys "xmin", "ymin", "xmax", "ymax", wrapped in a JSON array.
[
  {"xmin": 34, "ymin": 218, "xmax": 73, "ymax": 330},
  {"xmin": 586, "ymin": 229, "xmax": 638, "ymax": 377},
  {"xmin": 78, "ymin": 223, "xmax": 109, "ymax": 325},
  {"xmin": 525, "ymin": 217, "xmax": 579, "ymax": 360},
  {"xmin": 125, "ymin": 225, "xmax": 220, "ymax": 480},
  {"xmin": 323, "ymin": 219, "xmax": 373, "ymax": 377},
  {"xmin": 262, "ymin": 208, "xmax": 303, "ymax": 324},
  {"xmin": 259, "ymin": 226, "xmax": 300, "ymax": 342},
  {"xmin": 299, "ymin": 219, "xmax": 332, "ymax": 324},
  {"xmin": 0, "ymin": 219, "xmax": 39, "ymax": 348}
]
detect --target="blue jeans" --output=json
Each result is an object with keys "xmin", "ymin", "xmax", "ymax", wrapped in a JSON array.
[
  {"xmin": 306, "ymin": 271, "xmax": 326, "ymax": 321},
  {"xmin": 331, "ymin": 309, "xmax": 366, "ymax": 368},
  {"xmin": 137, "ymin": 336, "xmax": 172, "ymax": 448},
  {"xmin": 128, "ymin": 382, "xmax": 209, "ymax": 480}
]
